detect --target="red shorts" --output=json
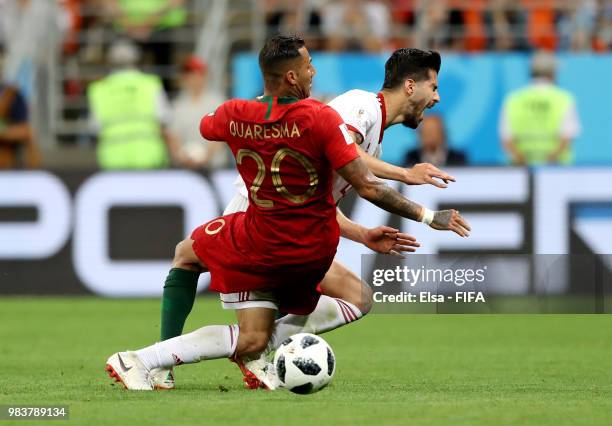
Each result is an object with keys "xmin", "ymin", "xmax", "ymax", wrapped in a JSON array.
[{"xmin": 191, "ymin": 213, "xmax": 334, "ymax": 315}]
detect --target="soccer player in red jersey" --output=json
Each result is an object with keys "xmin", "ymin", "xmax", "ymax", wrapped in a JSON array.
[{"xmin": 105, "ymin": 35, "xmax": 470, "ymax": 390}]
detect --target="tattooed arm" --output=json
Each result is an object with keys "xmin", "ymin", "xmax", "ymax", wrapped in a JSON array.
[
  {"xmin": 336, "ymin": 157, "xmax": 471, "ymax": 237},
  {"xmin": 348, "ymin": 130, "xmax": 455, "ymax": 188}
]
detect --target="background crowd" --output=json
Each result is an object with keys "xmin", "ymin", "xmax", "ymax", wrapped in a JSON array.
[
  {"xmin": 263, "ymin": 0, "xmax": 612, "ymax": 52},
  {"xmin": 0, "ymin": 0, "xmax": 599, "ymax": 170}
]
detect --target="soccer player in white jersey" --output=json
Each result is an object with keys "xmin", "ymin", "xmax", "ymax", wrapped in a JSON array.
[{"xmin": 152, "ymin": 48, "xmax": 457, "ymax": 390}]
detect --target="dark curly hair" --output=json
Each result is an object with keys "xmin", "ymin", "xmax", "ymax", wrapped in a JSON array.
[{"xmin": 382, "ymin": 48, "xmax": 441, "ymax": 90}]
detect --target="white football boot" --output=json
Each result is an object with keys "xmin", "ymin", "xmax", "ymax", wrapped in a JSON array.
[
  {"xmin": 150, "ymin": 368, "xmax": 175, "ymax": 390},
  {"xmin": 244, "ymin": 356, "xmax": 281, "ymax": 390},
  {"xmin": 105, "ymin": 351, "xmax": 153, "ymax": 390}
]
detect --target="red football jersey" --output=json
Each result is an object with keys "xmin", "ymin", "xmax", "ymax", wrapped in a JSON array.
[{"xmin": 200, "ymin": 96, "xmax": 358, "ymax": 267}]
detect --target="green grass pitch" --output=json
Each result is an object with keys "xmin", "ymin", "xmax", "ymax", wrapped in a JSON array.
[{"xmin": 1, "ymin": 297, "xmax": 611, "ymax": 426}]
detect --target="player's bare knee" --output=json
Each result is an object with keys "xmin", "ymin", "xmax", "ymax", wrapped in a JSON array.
[
  {"xmin": 172, "ymin": 239, "xmax": 200, "ymax": 271},
  {"xmin": 172, "ymin": 240, "xmax": 188, "ymax": 263}
]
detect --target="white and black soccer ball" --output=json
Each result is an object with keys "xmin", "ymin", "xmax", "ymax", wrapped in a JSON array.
[{"xmin": 273, "ymin": 333, "xmax": 335, "ymax": 394}]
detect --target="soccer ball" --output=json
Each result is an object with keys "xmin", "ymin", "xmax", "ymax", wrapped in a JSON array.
[{"xmin": 273, "ymin": 333, "xmax": 335, "ymax": 394}]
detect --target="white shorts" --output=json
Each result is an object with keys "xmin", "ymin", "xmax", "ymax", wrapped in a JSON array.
[{"xmin": 219, "ymin": 290, "xmax": 279, "ymax": 311}]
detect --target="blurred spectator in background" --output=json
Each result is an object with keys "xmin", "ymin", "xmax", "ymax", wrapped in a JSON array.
[
  {"xmin": 484, "ymin": 0, "xmax": 529, "ymax": 50},
  {"xmin": 0, "ymin": 0, "xmax": 67, "ymax": 97},
  {"xmin": 75, "ymin": 0, "xmax": 112, "ymax": 65},
  {"xmin": 264, "ymin": 0, "xmax": 326, "ymax": 49},
  {"xmin": 406, "ymin": 1, "xmax": 611, "ymax": 52},
  {"xmin": 595, "ymin": 0, "xmax": 612, "ymax": 50},
  {"xmin": 499, "ymin": 51, "xmax": 581, "ymax": 165},
  {"xmin": 557, "ymin": 0, "xmax": 598, "ymax": 51},
  {"xmin": 414, "ymin": 0, "xmax": 463, "ymax": 51},
  {"xmin": 388, "ymin": 0, "xmax": 416, "ymax": 48},
  {"xmin": 107, "ymin": 0, "xmax": 187, "ymax": 91},
  {"xmin": 405, "ymin": 114, "xmax": 467, "ymax": 167},
  {"xmin": 59, "ymin": 0, "xmax": 83, "ymax": 56},
  {"xmin": 87, "ymin": 40, "xmax": 181, "ymax": 170},
  {"xmin": 168, "ymin": 56, "xmax": 228, "ymax": 170},
  {"xmin": 0, "ymin": 0, "xmax": 67, "ymax": 146},
  {"xmin": 0, "ymin": 52, "xmax": 39, "ymax": 169},
  {"xmin": 322, "ymin": 0, "xmax": 391, "ymax": 51},
  {"xmin": 524, "ymin": 0, "xmax": 557, "ymax": 50},
  {"xmin": 455, "ymin": 0, "xmax": 486, "ymax": 51}
]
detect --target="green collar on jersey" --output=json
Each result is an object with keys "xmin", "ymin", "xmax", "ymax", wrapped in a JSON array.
[
  {"xmin": 256, "ymin": 95, "xmax": 300, "ymax": 120},
  {"xmin": 256, "ymin": 95, "xmax": 299, "ymax": 104}
]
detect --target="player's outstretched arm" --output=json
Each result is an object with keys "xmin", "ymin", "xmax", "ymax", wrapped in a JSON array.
[
  {"xmin": 336, "ymin": 208, "xmax": 420, "ymax": 257},
  {"xmin": 336, "ymin": 158, "xmax": 471, "ymax": 237},
  {"xmin": 356, "ymin": 144, "xmax": 455, "ymax": 188}
]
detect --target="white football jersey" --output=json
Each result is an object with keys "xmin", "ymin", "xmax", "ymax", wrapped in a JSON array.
[
  {"xmin": 327, "ymin": 89, "xmax": 386, "ymax": 201},
  {"xmin": 230, "ymin": 89, "xmax": 386, "ymax": 205}
]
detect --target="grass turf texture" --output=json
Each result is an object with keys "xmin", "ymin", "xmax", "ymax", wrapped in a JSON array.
[{"xmin": 1, "ymin": 297, "xmax": 611, "ymax": 426}]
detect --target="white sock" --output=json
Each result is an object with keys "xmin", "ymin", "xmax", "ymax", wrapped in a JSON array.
[
  {"xmin": 266, "ymin": 296, "xmax": 363, "ymax": 352},
  {"xmin": 136, "ymin": 324, "xmax": 239, "ymax": 370}
]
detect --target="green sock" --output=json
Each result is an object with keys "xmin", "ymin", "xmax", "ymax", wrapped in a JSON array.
[{"xmin": 160, "ymin": 268, "xmax": 200, "ymax": 341}]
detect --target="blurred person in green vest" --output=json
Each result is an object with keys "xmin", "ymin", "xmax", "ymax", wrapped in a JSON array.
[
  {"xmin": 499, "ymin": 51, "xmax": 581, "ymax": 165},
  {"xmin": 87, "ymin": 39, "xmax": 181, "ymax": 170},
  {"xmin": 107, "ymin": 0, "xmax": 187, "ymax": 91}
]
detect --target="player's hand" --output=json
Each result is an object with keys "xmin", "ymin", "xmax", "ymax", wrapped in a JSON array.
[
  {"xmin": 363, "ymin": 226, "xmax": 420, "ymax": 258},
  {"xmin": 404, "ymin": 163, "xmax": 455, "ymax": 188},
  {"xmin": 430, "ymin": 209, "xmax": 471, "ymax": 237}
]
